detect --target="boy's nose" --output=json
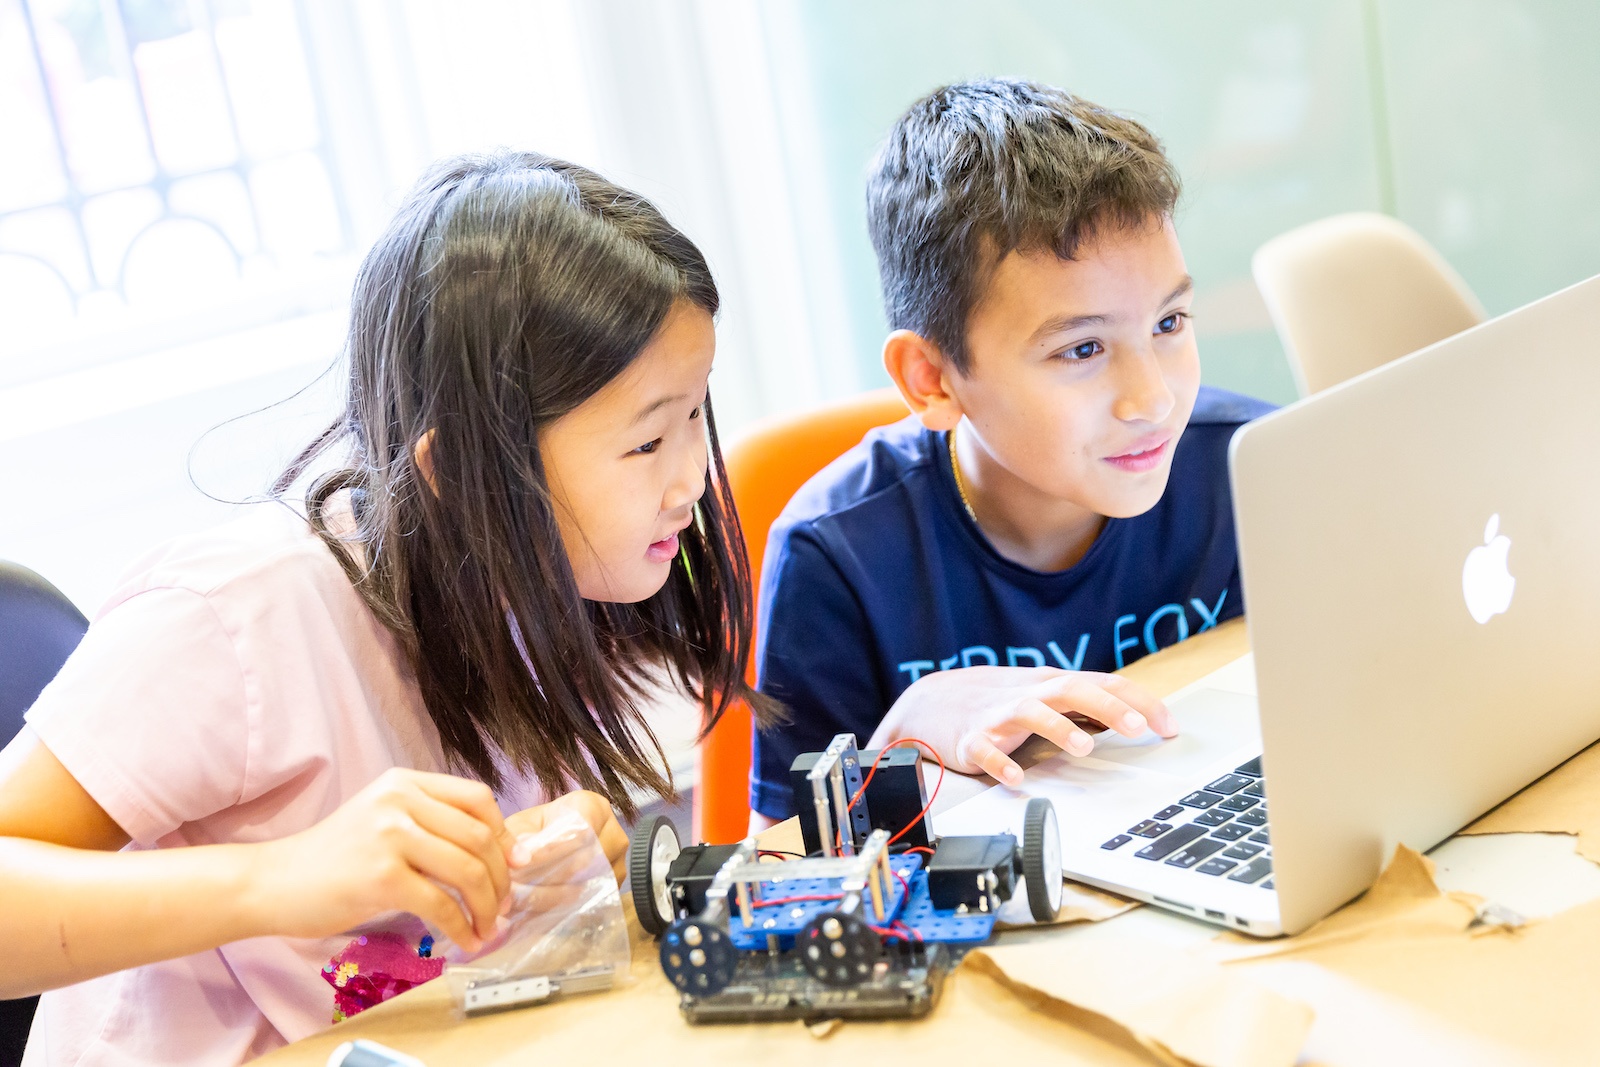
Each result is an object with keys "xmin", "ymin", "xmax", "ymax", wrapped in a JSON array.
[{"xmin": 1111, "ymin": 347, "xmax": 1176, "ymax": 425}]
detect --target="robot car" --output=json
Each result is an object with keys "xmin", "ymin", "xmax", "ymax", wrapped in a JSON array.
[{"xmin": 626, "ymin": 733, "xmax": 1062, "ymax": 1023}]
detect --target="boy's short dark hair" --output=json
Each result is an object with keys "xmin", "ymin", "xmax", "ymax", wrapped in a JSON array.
[{"xmin": 866, "ymin": 78, "xmax": 1180, "ymax": 375}]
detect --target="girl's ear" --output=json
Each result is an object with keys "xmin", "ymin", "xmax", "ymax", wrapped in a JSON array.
[
  {"xmin": 883, "ymin": 330, "xmax": 964, "ymax": 432},
  {"xmin": 413, "ymin": 429, "xmax": 439, "ymax": 495}
]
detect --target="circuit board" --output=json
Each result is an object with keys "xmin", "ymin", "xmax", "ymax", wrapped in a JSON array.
[
  {"xmin": 725, "ymin": 853, "xmax": 999, "ymax": 952},
  {"xmin": 680, "ymin": 942, "xmax": 956, "ymax": 1024}
]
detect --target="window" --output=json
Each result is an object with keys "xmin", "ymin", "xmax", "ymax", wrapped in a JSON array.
[{"xmin": 0, "ymin": 0, "xmax": 379, "ymax": 385}]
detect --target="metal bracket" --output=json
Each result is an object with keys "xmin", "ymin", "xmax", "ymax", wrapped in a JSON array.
[
  {"xmin": 461, "ymin": 964, "xmax": 616, "ymax": 1016},
  {"xmin": 720, "ymin": 829, "xmax": 895, "ymax": 924},
  {"xmin": 808, "ymin": 733, "xmax": 871, "ymax": 857}
]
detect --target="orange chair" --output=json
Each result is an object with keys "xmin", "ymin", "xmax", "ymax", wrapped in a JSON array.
[{"xmin": 694, "ymin": 387, "xmax": 911, "ymax": 843}]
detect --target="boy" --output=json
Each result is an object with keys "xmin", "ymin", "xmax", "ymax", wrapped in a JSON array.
[{"xmin": 749, "ymin": 79, "xmax": 1274, "ymax": 827}]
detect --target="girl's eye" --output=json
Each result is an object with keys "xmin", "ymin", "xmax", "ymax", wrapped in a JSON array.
[
  {"xmin": 1058, "ymin": 340, "xmax": 1102, "ymax": 362},
  {"xmin": 1156, "ymin": 311, "xmax": 1189, "ymax": 335},
  {"xmin": 631, "ymin": 439, "xmax": 661, "ymax": 456},
  {"xmin": 689, "ymin": 403, "xmax": 703, "ymax": 420}
]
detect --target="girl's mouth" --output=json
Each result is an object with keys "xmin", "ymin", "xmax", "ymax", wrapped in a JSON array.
[
  {"xmin": 645, "ymin": 533, "xmax": 680, "ymax": 563},
  {"xmin": 1103, "ymin": 437, "xmax": 1170, "ymax": 473}
]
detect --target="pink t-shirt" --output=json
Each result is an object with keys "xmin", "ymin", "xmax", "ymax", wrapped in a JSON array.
[{"xmin": 22, "ymin": 504, "xmax": 547, "ymax": 1066}]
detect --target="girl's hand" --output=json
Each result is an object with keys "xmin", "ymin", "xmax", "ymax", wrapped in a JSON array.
[
  {"xmin": 506, "ymin": 790, "xmax": 628, "ymax": 883},
  {"xmin": 866, "ymin": 666, "xmax": 1177, "ymax": 787},
  {"xmin": 249, "ymin": 768, "xmax": 514, "ymax": 953}
]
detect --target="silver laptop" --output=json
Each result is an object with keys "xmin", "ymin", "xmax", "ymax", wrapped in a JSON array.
[{"xmin": 936, "ymin": 272, "xmax": 1600, "ymax": 936}]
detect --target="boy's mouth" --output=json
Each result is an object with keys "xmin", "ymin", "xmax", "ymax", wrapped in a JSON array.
[{"xmin": 1103, "ymin": 435, "xmax": 1171, "ymax": 473}]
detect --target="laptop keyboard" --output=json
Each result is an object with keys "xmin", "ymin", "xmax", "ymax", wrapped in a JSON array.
[{"xmin": 1098, "ymin": 756, "xmax": 1274, "ymax": 890}]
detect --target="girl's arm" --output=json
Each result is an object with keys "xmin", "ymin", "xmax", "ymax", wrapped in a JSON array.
[{"xmin": 0, "ymin": 732, "xmax": 516, "ymax": 1000}]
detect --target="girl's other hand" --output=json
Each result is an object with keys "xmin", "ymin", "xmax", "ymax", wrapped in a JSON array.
[
  {"xmin": 866, "ymin": 666, "xmax": 1176, "ymax": 788},
  {"xmin": 250, "ymin": 768, "xmax": 514, "ymax": 953},
  {"xmin": 506, "ymin": 790, "xmax": 628, "ymax": 884}
]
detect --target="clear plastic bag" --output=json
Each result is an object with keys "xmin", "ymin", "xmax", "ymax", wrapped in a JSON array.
[{"xmin": 432, "ymin": 805, "xmax": 631, "ymax": 1015}]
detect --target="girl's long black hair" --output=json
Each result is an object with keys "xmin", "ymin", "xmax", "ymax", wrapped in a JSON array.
[{"xmin": 275, "ymin": 151, "xmax": 779, "ymax": 819}]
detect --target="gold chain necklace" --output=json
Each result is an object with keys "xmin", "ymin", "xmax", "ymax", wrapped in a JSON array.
[{"xmin": 948, "ymin": 430, "xmax": 978, "ymax": 523}]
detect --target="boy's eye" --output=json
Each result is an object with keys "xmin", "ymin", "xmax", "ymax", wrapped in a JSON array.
[
  {"xmin": 631, "ymin": 439, "xmax": 661, "ymax": 456},
  {"xmin": 1156, "ymin": 312, "xmax": 1189, "ymax": 335},
  {"xmin": 1059, "ymin": 340, "xmax": 1102, "ymax": 362},
  {"xmin": 689, "ymin": 402, "xmax": 703, "ymax": 420}
]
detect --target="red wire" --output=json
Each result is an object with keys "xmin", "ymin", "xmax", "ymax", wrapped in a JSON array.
[
  {"xmin": 864, "ymin": 920, "xmax": 923, "ymax": 943},
  {"xmin": 904, "ymin": 846, "xmax": 935, "ymax": 858},
  {"xmin": 833, "ymin": 738, "xmax": 946, "ymax": 850},
  {"xmin": 885, "ymin": 739, "xmax": 944, "ymax": 846},
  {"xmin": 752, "ymin": 892, "xmax": 843, "ymax": 909}
]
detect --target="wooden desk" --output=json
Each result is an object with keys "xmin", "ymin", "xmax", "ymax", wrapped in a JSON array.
[{"xmin": 260, "ymin": 618, "xmax": 1600, "ymax": 1066}]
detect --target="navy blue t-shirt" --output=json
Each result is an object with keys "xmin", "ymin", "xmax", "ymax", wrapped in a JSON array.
[{"xmin": 750, "ymin": 386, "xmax": 1275, "ymax": 820}]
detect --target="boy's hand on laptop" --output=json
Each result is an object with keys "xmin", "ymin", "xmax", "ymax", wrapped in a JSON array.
[{"xmin": 867, "ymin": 667, "xmax": 1176, "ymax": 787}]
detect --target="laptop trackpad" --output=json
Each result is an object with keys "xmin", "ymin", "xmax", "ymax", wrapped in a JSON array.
[{"xmin": 1082, "ymin": 687, "xmax": 1261, "ymax": 777}]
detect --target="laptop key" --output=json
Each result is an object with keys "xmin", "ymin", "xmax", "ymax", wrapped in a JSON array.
[
  {"xmin": 1134, "ymin": 823, "xmax": 1206, "ymax": 861},
  {"xmin": 1228, "ymin": 856, "xmax": 1273, "ymax": 884},
  {"xmin": 1222, "ymin": 842, "xmax": 1263, "ymax": 860},
  {"xmin": 1165, "ymin": 838, "xmax": 1227, "ymax": 868},
  {"xmin": 1219, "ymin": 794, "xmax": 1258, "ymax": 812},
  {"xmin": 1243, "ymin": 779, "xmax": 1266, "ymax": 798},
  {"xmin": 1100, "ymin": 834, "xmax": 1133, "ymax": 850},
  {"xmin": 1236, "ymin": 808, "xmax": 1268, "ymax": 827},
  {"xmin": 1194, "ymin": 809, "xmax": 1232, "ymax": 827},
  {"xmin": 1180, "ymin": 790, "xmax": 1225, "ymax": 809},
  {"xmin": 1249, "ymin": 829, "xmax": 1270, "ymax": 844},
  {"xmin": 1196, "ymin": 857, "xmax": 1238, "ymax": 876},
  {"xmin": 1210, "ymin": 823, "xmax": 1252, "ymax": 842},
  {"xmin": 1204, "ymin": 773, "xmax": 1254, "ymax": 795},
  {"xmin": 1127, "ymin": 820, "xmax": 1171, "ymax": 838},
  {"xmin": 1234, "ymin": 756, "xmax": 1263, "ymax": 777},
  {"xmin": 1261, "ymin": 878, "xmax": 1275, "ymax": 890},
  {"xmin": 1153, "ymin": 805, "xmax": 1185, "ymax": 821}
]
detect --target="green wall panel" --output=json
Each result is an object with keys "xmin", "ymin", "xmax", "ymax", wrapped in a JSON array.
[
  {"xmin": 771, "ymin": 1, "xmax": 1600, "ymax": 406},
  {"xmin": 1378, "ymin": 0, "xmax": 1600, "ymax": 316}
]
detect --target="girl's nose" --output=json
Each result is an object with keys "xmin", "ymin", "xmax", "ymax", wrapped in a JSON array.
[{"xmin": 665, "ymin": 438, "xmax": 708, "ymax": 511}]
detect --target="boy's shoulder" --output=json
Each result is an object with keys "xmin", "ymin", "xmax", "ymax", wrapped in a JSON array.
[
  {"xmin": 1186, "ymin": 384, "xmax": 1277, "ymax": 429},
  {"xmin": 773, "ymin": 414, "xmax": 941, "ymax": 538}
]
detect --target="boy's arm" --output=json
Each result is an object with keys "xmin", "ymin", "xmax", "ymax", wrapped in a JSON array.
[{"xmin": 751, "ymin": 527, "xmax": 890, "ymax": 822}]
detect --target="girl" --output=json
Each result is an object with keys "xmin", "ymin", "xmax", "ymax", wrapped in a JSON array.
[{"xmin": 0, "ymin": 151, "xmax": 777, "ymax": 1065}]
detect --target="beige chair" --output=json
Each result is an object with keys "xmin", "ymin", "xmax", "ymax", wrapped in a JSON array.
[{"xmin": 1252, "ymin": 212, "xmax": 1487, "ymax": 395}]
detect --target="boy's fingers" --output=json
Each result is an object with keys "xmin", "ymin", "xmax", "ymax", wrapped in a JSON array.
[
  {"xmin": 1092, "ymin": 674, "xmax": 1177, "ymax": 736},
  {"xmin": 403, "ymin": 795, "xmax": 511, "ymax": 903},
  {"xmin": 1013, "ymin": 699, "xmax": 1094, "ymax": 756},
  {"xmin": 1036, "ymin": 676, "xmax": 1148, "ymax": 738},
  {"xmin": 960, "ymin": 733, "xmax": 1024, "ymax": 787}
]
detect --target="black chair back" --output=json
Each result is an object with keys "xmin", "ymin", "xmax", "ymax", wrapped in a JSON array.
[{"xmin": 0, "ymin": 562, "xmax": 89, "ymax": 1067}]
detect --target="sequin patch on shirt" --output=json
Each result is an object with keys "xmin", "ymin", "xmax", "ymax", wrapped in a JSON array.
[{"xmin": 321, "ymin": 931, "xmax": 445, "ymax": 1022}]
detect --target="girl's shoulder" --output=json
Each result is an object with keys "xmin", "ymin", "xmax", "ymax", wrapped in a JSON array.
[{"xmin": 96, "ymin": 502, "xmax": 360, "ymax": 623}]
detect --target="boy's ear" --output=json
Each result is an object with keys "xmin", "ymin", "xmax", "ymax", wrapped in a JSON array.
[{"xmin": 883, "ymin": 330, "xmax": 964, "ymax": 432}]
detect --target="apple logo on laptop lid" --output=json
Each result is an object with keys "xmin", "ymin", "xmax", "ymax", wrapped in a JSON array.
[{"xmin": 1463, "ymin": 513, "xmax": 1515, "ymax": 625}]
